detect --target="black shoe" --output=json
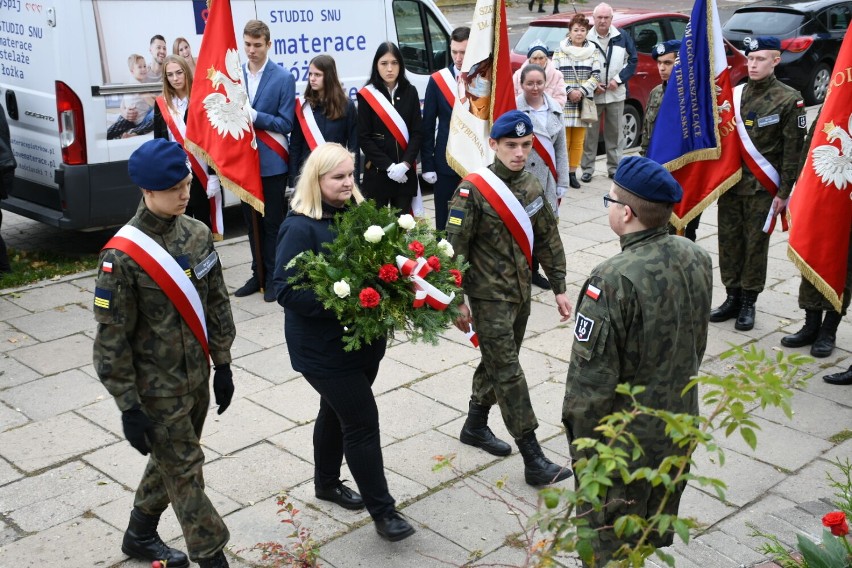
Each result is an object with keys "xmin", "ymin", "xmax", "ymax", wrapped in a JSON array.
[
  {"xmin": 516, "ymin": 433, "xmax": 573, "ymax": 486},
  {"xmin": 569, "ymin": 172, "xmax": 581, "ymax": 189},
  {"xmin": 234, "ymin": 276, "xmax": 260, "ymax": 297},
  {"xmin": 374, "ymin": 510, "xmax": 416, "ymax": 542},
  {"xmin": 531, "ymin": 271, "xmax": 551, "ymax": 290},
  {"xmin": 538, "ymin": 6, "xmax": 546, "ymax": 12},
  {"xmin": 459, "ymin": 402, "xmax": 512, "ymax": 456},
  {"xmin": 580, "ymin": 173, "xmax": 592, "ymax": 183},
  {"xmin": 263, "ymin": 284, "xmax": 277, "ymax": 303},
  {"xmin": 528, "ymin": 0, "xmax": 534, "ymax": 10},
  {"xmin": 315, "ymin": 482, "xmax": 365, "ymax": 510},
  {"xmin": 824, "ymin": 367, "xmax": 852, "ymax": 385},
  {"xmin": 121, "ymin": 508, "xmax": 189, "ymax": 568},
  {"xmin": 734, "ymin": 291, "xmax": 758, "ymax": 331},
  {"xmin": 781, "ymin": 309, "xmax": 822, "ymax": 348},
  {"xmin": 709, "ymin": 288, "xmax": 742, "ymax": 323},
  {"xmin": 198, "ymin": 551, "xmax": 230, "ymax": 568},
  {"xmin": 811, "ymin": 311, "xmax": 841, "ymax": 358}
]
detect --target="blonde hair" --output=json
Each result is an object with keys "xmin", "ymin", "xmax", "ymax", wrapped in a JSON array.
[
  {"xmin": 161, "ymin": 55, "xmax": 194, "ymax": 113},
  {"xmin": 290, "ymin": 143, "xmax": 364, "ymax": 220},
  {"xmin": 127, "ymin": 54, "xmax": 145, "ymax": 70}
]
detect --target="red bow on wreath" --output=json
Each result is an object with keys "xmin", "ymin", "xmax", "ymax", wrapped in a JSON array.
[{"xmin": 395, "ymin": 255, "xmax": 455, "ymax": 311}]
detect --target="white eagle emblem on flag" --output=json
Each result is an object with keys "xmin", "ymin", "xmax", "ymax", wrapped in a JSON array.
[
  {"xmin": 203, "ymin": 49, "xmax": 256, "ymax": 148},
  {"xmin": 811, "ymin": 117, "xmax": 852, "ymax": 191}
]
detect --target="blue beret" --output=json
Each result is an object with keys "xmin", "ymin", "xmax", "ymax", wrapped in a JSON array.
[
  {"xmin": 652, "ymin": 40, "xmax": 681, "ymax": 60},
  {"xmin": 743, "ymin": 36, "xmax": 781, "ymax": 55},
  {"xmin": 613, "ymin": 156, "xmax": 682, "ymax": 204},
  {"xmin": 128, "ymin": 138, "xmax": 191, "ymax": 191},
  {"xmin": 527, "ymin": 41, "xmax": 549, "ymax": 59},
  {"xmin": 490, "ymin": 110, "xmax": 533, "ymax": 139}
]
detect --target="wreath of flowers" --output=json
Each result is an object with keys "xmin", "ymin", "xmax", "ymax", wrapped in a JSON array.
[{"xmin": 288, "ymin": 200, "xmax": 469, "ymax": 351}]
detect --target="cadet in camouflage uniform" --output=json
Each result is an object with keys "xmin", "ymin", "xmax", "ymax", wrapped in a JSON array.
[
  {"xmin": 93, "ymin": 139, "xmax": 235, "ymax": 568},
  {"xmin": 711, "ymin": 36, "xmax": 806, "ymax": 331},
  {"xmin": 781, "ymin": 108, "xmax": 852, "ymax": 360},
  {"xmin": 563, "ymin": 156, "xmax": 712, "ymax": 564},
  {"xmin": 446, "ymin": 110, "xmax": 574, "ymax": 486}
]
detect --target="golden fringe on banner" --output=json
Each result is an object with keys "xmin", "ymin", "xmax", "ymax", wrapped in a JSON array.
[
  {"xmin": 669, "ymin": 167, "xmax": 741, "ymax": 229},
  {"xmin": 787, "ymin": 245, "xmax": 843, "ymax": 312},
  {"xmin": 185, "ymin": 140, "xmax": 265, "ymax": 215}
]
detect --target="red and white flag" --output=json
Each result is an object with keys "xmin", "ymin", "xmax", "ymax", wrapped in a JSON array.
[
  {"xmin": 788, "ymin": 33, "xmax": 852, "ymax": 312},
  {"xmin": 446, "ymin": 0, "xmax": 516, "ymax": 177},
  {"xmin": 185, "ymin": 0, "xmax": 264, "ymax": 214}
]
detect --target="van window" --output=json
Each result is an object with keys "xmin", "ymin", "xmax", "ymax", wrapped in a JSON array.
[
  {"xmin": 425, "ymin": 9, "xmax": 450, "ymax": 69},
  {"xmin": 394, "ymin": 0, "xmax": 441, "ymax": 74}
]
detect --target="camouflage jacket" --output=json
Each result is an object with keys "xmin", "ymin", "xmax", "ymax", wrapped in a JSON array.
[
  {"xmin": 733, "ymin": 75, "xmax": 806, "ymax": 199},
  {"xmin": 563, "ymin": 226, "xmax": 712, "ymax": 464},
  {"xmin": 640, "ymin": 83, "xmax": 664, "ymax": 157},
  {"xmin": 93, "ymin": 202, "xmax": 235, "ymax": 411},
  {"xmin": 446, "ymin": 159, "xmax": 567, "ymax": 302}
]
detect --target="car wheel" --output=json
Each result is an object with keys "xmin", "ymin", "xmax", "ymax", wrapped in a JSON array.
[
  {"xmin": 805, "ymin": 63, "xmax": 831, "ymax": 106},
  {"xmin": 622, "ymin": 104, "xmax": 641, "ymax": 149}
]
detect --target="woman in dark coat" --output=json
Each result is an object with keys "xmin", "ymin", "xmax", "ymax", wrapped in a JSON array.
[
  {"xmin": 289, "ymin": 54, "xmax": 359, "ymax": 184},
  {"xmin": 357, "ymin": 42, "xmax": 422, "ymax": 212},
  {"xmin": 273, "ymin": 142, "xmax": 415, "ymax": 542}
]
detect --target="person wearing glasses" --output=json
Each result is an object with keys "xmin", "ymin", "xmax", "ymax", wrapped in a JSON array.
[{"xmin": 562, "ymin": 156, "xmax": 712, "ymax": 563}]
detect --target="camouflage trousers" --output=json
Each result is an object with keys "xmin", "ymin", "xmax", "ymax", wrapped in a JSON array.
[
  {"xmin": 798, "ymin": 227, "xmax": 852, "ymax": 314},
  {"xmin": 468, "ymin": 297, "xmax": 538, "ymax": 440},
  {"xmin": 134, "ymin": 382, "xmax": 228, "ymax": 562},
  {"xmin": 718, "ymin": 190, "xmax": 774, "ymax": 293}
]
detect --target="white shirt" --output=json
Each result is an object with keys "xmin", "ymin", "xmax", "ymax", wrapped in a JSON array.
[{"xmin": 245, "ymin": 57, "xmax": 268, "ymax": 103}]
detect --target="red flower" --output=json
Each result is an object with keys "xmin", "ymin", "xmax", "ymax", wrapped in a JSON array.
[
  {"xmin": 449, "ymin": 269, "xmax": 462, "ymax": 287},
  {"xmin": 822, "ymin": 511, "xmax": 849, "ymax": 537},
  {"xmin": 359, "ymin": 287, "xmax": 381, "ymax": 309},
  {"xmin": 408, "ymin": 240, "xmax": 425, "ymax": 257},
  {"xmin": 378, "ymin": 264, "xmax": 399, "ymax": 283},
  {"xmin": 427, "ymin": 255, "xmax": 441, "ymax": 272}
]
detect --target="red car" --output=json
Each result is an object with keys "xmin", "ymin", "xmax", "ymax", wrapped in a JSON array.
[{"xmin": 511, "ymin": 10, "xmax": 748, "ymax": 148}]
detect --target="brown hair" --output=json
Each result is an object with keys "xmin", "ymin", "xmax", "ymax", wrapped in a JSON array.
[
  {"xmin": 567, "ymin": 13, "xmax": 591, "ymax": 31},
  {"xmin": 304, "ymin": 55, "xmax": 349, "ymax": 121},
  {"xmin": 161, "ymin": 55, "xmax": 194, "ymax": 113},
  {"xmin": 243, "ymin": 19, "xmax": 271, "ymax": 42},
  {"xmin": 612, "ymin": 185, "xmax": 673, "ymax": 228}
]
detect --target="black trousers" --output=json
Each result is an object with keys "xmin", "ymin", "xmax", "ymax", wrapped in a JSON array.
[
  {"xmin": 241, "ymin": 173, "xmax": 288, "ymax": 286},
  {"xmin": 434, "ymin": 172, "xmax": 461, "ymax": 232},
  {"xmin": 303, "ymin": 361, "xmax": 396, "ymax": 519},
  {"xmin": 185, "ymin": 177, "xmax": 211, "ymax": 231}
]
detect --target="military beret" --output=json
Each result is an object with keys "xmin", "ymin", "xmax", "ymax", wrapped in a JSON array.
[
  {"xmin": 527, "ymin": 41, "xmax": 549, "ymax": 59},
  {"xmin": 613, "ymin": 156, "xmax": 682, "ymax": 204},
  {"xmin": 490, "ymin": 110, "xmax": 533, "ymax": 139},
  {"xmin": 128, "ymin": 138, "xmax": 191, "ymax": 191},
  {"xmin": 652, "ymin": 39, "xmax": 681, "ymax": 60},
  {"xmin": 743, "ymin": 36, "xmax": 781, "ymax": 55}
]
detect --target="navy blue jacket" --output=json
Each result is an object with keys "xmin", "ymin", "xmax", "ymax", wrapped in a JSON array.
[
  {"xmin": 289, "ymin": 99, "xmax": 359, "ymax": 181},
  {"xmin": 274, "ymin": 205, "xmax": 386, "ymax": 376},
  {"xmin": 243, "ymin": 60, "xmax": 296, "ymax": 177},
  {"xmin": 421, "ymin": 67, "xmax": 459, "ymax": 178}
]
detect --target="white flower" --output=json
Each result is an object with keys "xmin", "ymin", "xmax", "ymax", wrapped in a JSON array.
[
  {"xmin": 398, "ymin": 214, "xmax": 416, "ymax": 230},
  {"xmin": 333, "ymin": 280, "xmax": 351, "ymax": 298},
  {"xmin": 437, "ymin": 239, "xmax": 454, "ymax": 257},
  {"xmin": 363, "ymin": 225, "xmax": 385, "ymax": 243}
]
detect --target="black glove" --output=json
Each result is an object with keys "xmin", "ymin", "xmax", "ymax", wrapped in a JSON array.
[
  {"xmin": 121, "ymin": 406, "xmax": 155, "ymax": 456},
  {"xmin": 213, "ymin": 364, "xmax": 234, "ymax": 415}
]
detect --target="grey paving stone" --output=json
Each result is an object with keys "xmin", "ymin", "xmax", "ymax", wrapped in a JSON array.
[
  {"xmin": 83, "ymin": 440, "xmax": 155, "ymax": 490},
  {"xmin": 0, "ymin": 295, "xmax": 28, "ymax": 320},
  {"xmin": 679, "ymin": 485, "xmax": 738, "ymax": 530},
  {"xmin": 669, "ymin": 535, "xmax": 743, "ymax": 568},
  {"xmin": 204, "ymin": 441, "xmax": 313, "ymax": 505},
  {"xmin": 247, "ymin": 377, "xmax": 321, "ymax": 425},
  {"xmin": 229, "ymin": 365, "xmax": 277, "ymax": 399},
  {"xmin": 371, "ymin": 357, "xmax": 424, "ymax": 394},
  {"xmin": 0, "ymin": 456, "xmax": 22, "ymax": 486},
  {"xmin": 224, "ymin": 333, "xmax": 264, "ymax": 360},
  {"xmin": 268, "ymin": 422, "xmax": 315, "ymax": 464},
  {"xmin": 756, "ymin": 388, "xmax": 852, "ymax": 441},
  {"xmin": 691, "ymin": 446, "xmax": 787, "ymax": 508},
  {"xmin": 824, "ymin": 438, "xmax": 852, "ymax": 462},
  {"xmin": 471, "ymin": 452, "xmax": 569, "ymax": 507},
  {"xmin": 8, "ymin": 333, "xmax": 93, "ymax": 376},
  {"xmin": 0, "ymin": 400, "xmax": 28, "ymax": 432},
  {"xmin": 235, "ymin": 312, "xmax": 286, "ymax": 349},
  {"xmin": 232, "ymin": 346, "xmax": 301, "ymax": 385},
  {"xmin": 0, "ymin": 516, "xmax": 18, "ymax": 547},
  {"xmin": 716, "ymin": 415, "xmax": 833, "ymax": 471},
  {"xmin": 0, "ymin": 353, "xmax": 40, "ymax": 388},
  {"xmin": 692, "ymin": 530, "xmax": 767, "ymax": 567},
  {"xmin": 7, "ymin": 303, "xmax": 94, "ymax": 342},
  {"xmin": 523, "ymin": 325, "xmax": 575, "ymax": 362},
  {"xmin": 715, "ymin": 494, "xmax": 803, "ymax": 550},
  {"xmin": 0, "ymin": 412, "xmax": 116, "ymax": 472},
  {"xmin": 520, "ymin": 348, "xmax": 569, "ymax": 388},
  {"xmin": 773, "ymin": 458, "xmax": 844, "ymax": 505},
  {"xmin": 75, "ymin": 395, "xmax": 123, "ymax": 438},
  {"xmin": 3, "ymin": 282, "xmax": 91, "ymax": 312},
  {"xmin": 386, "ymin": 336, "xmax": 480, "ymax": 373},
  {"xmin": 0, "ymin": 516, "xmax": 126, "ymax": 567},
  {"xmin": 409, "ymin": 362, "xmax": 479, "ymax": 413},
  {"xmin": 200, "ymin": 398, "xmax": 294, "ymax": 455},
  {"xmin": 376, "ymin": 388, "xmax": 462, "ymax": 441},
  {"xmin": 0, "ymin": 369, "xmax": 105, "ymax": 420},
  {"xmin": 0, "ymin": 320, "xmax": 37, "ymax": 353}
]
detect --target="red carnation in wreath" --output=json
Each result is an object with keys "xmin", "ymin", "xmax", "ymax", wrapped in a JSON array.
[
  {"xmin": 378, "ymin": 264, "xmax": 399, "ymax": 283},
  {"xmin": 449, "ymin": 269, "xmax": 462, "ymax": 287},
  {"xmin": 359, "ymin": 287, "xmax": 381, "ymax": 309},
  {"xmin": 408, "ymin": 240, "xmax": 425, "ymax": 257},
  {"xmin": 427, "ymin": 255, "xmax": 441, "ymax": 272}
]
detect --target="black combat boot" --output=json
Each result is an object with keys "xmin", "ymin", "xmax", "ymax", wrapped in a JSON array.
[
  {"xmin": 735, "ymin": 290, "xmax": 758, "ymax": 331},
  {"xmin": 709, "ymin": 288, "xmax": 741, "ymax": 322},
  {"xmin": 780, "ymin": 309, "xmax": 822, "ymax": 347},
  {"xmin": 811, "ymin": 311, "xmax": 841, "ymax": 358},
  {"xmin": 121, "ymin": 508, "xmax": 189, "ymax": 568},
  {"xmin": 516, "ymin": 432, "xmax": 573, "ymax": 486},
  {"xmin": 824, "ymin": 366, "xmax": 852, "ymax": 385},
  {"xmin": 199, "ymin": 551, "xmax": 230, "ymax": 568},
  {"xmin": 460, "ymin": 402, "xmax": 512, "ymax": 456},
  {"xmin": 569, "ymin": 172, "xmax": 581, "ymax": 189}
]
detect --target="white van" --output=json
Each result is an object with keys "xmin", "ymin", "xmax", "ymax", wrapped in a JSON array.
[{"xmin": 1, "ymin": 0, "xmax": 453, "ymax": 230}]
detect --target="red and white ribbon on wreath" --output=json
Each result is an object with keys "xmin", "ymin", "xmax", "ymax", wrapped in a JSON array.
[{"xmin": 395, "ymin": 255, "xmax": 455, "ymax": 311}]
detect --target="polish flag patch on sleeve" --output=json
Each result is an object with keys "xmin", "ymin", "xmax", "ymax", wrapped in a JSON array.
[
  {"xmin": 585, "ymin": 284, "xmax": 601, "ymax": 301},
  {"xmin": 101, "ymin": 261, "xmax": 113, "ymax": 273},
  {"xmin": 459, "ymin": 187, "xmax": 470, "ymax": 198}
]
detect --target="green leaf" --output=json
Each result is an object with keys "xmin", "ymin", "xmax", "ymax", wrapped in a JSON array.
[
  {"xmin": 672, "ymin": 518, "xmax": 690, "ymax": 544},
  {"xmin": 796, "ymin": 532, "xmax": 845, "ymax": 568},
  {"xmin": 740, "ymin": 427, "xmax": 758, "ymax": 450},
  {"xmin": 655, "ymin": 549, "xmax": 676, "ymax": 567}
]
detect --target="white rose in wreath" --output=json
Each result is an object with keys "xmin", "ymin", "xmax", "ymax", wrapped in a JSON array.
[
  {"xmin": 333, "ymin": 280, "xmax": 351, "ymax": 298},
  {"xmin": 363, "ymin": 225, "xmax": 385, "ymax": 243},
  {"xmin": 437, "ymin": 239, "xmax": 454, "ymax": 257},
  {"xmin": 397, "ymin": 214, "xmax": 416, "ymax": 230}
]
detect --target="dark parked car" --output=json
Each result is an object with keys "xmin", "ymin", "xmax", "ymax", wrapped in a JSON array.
[
  {"xmin": 722, "ymin": 0, "xmax": 851, "ymax": 105},
  {"xmin": 512, "ymin": 10, "xmax": 749, "ymax": 149}
]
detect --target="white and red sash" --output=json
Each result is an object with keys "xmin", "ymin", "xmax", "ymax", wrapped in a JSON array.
[
  {"xmin": 532, "ymin": 132, "xmax": 558, "ymax": 183},
  {"xmin": 358, "ymin": 84, "xmax": 409, "ymax": 151},
  {"xmin": 256, "ymin": 128, "xmax": 290, "ymax": 163},
  {"xmin": 156, "ymin": 97, "xmax": 223, "ymax": 237},
  {"xmin": 295, "ymin": 96, "xmax": 325, "ymax": 151},
  {"xmin": 431, "ymin": 68, "xmax": 458, "ymax": 107},
  {"xmin": 104, "ymin": 225, "xmax": 210, "ymax": 360},
  {"xmin": 465, "ymin": 167, "xmax": 534, "ymax": 267},
  {"xmin": 732, "ymin": 84, "xmax": 780, "ymax": 195}
]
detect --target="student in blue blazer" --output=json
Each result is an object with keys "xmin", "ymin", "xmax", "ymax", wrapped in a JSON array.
[{"xmin": 235, "ymin": 19, "xmax": 296, "ymax": 303}]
